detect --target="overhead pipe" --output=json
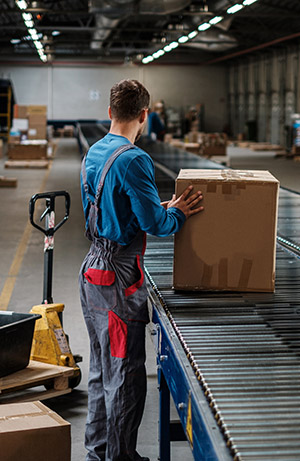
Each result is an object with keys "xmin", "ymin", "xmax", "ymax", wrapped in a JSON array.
[{"xmin": 204, "ymin": 31, "xmax": 300, "ymax": 64}]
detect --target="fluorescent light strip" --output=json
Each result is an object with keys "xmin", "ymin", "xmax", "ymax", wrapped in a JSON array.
[
  {"xmin": 15, "ymin": 0, "xmax": 47, "ymax": 62},
  {"xmin": 142, "ymin": 55, "xmax": 154, "ymax": 64},
  {"xmin": 163, "ymin": 44, "xmax": 172, "ymax": 52},
  {"xmin": 243, "ymin": 0, "xmax": 258, "ymax": 4},
  {"xmin": 188, "ymin": 30, "xmax": 198, "ymax": 39},
  {"xmin": 227, "ymin": 3, "xmax": 244, "ymax": 14},
  {"xmin": 16, "ymin": 0, "xmax": 27, "ymax": 9},
  {"xmin": 209, "ymin": 16, "xmax": 223, "ymax": 25},
  {"xmin": 22, "ymin": 12, "xmax": 32, "ymax": 21},
  {"xmin": 198, "ymin": 22, "xmax": 211, "ymax": 31},
  {"xmin": 25, "ymin": 20, "xmax": 34, "ymax": 28},
  {"xmin": 178, "ymin": 35, "xmax": 189, "ymax": 44}
]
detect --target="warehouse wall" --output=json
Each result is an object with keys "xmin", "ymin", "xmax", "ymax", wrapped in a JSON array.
[
  {"xmin": 228, "ymin": 45, "xmax": 300, "ymax": 146},
  {"xmin": 1, "ymin": 63, "xmax": 227, "ymax": 132}
]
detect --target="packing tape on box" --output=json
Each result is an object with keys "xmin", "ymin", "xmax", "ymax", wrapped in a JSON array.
[
  {"xmin": 238, "ymin": 258, "xmax": 253, "ymax": 288},
  {"xmin": 221, "ymin": 170, "xmax": 255, "ymax": 181}
]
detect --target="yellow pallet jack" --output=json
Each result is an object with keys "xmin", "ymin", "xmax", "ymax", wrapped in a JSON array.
[{"xmin": 29, "ymin": 191, "xmax": 82, "ymax": 389}]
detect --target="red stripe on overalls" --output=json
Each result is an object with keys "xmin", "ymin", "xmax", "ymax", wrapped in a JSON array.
[{"xmin": 125, "ymin": 255, "xmax": 144, "ymax": 297}]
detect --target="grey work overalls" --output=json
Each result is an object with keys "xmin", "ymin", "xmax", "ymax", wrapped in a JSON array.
[{"xmin": 79, "ymin": 144, "xmax": 149, "ymax": 461}]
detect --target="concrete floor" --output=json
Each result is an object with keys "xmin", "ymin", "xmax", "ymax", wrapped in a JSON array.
[{"xmin": 0, "ymin": 138, "xmax": 299, "ymax": 461}]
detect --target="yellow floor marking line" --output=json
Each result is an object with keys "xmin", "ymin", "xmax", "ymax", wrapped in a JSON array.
[{"xmin": 0, "ymin": 162, "xmax": 53, "ymax": 311}]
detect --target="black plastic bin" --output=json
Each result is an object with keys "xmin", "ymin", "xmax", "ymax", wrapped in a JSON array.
[{"xmin": 0, "ymin": 311, "xmax": 41, "ymax": 378}]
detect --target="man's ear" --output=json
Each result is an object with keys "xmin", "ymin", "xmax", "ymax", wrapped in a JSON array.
[
  {"xmin": 139, "ymin": 108, "xmax": 148, "ymax": 123},
  {"xmin": 108, "ymin": 106, "xmax": 112, "ymax": 120}
]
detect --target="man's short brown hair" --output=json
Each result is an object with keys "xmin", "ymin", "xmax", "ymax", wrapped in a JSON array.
[{"xmin": 110, "ymin": 79, "xmax": 150, "ymax": 122}]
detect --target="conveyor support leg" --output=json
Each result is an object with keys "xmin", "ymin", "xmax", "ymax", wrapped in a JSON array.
[{"xmin": 159, "ymin": 371, "xmax": 171, "ymax": 461}]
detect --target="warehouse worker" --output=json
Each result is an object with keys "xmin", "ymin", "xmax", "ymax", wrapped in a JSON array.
[
  {"xmin": 79, "ymin": 79, "xmax": 204, "ymax": 461},
  {"xmin": 148, "ymin": 100, "xmax": 166, "ymax": 141}
]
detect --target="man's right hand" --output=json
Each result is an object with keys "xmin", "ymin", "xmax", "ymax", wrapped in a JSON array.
[{"xmin": 167, "ymin": 185, "xmax": 204, "ymax": 218}]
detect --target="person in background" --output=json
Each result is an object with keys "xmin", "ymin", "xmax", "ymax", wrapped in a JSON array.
[
  {"xmin": 148, "ymin": 101, "xmax": 166, "ymax": 141},
  {"xmin": 79, "ymin": 79, "xmax": 204, "ymax": 461}
]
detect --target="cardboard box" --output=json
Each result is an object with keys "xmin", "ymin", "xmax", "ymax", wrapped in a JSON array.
[
  {"xmin": 28, "ymin": 125, "xmax": 47, "ymax": 140},
  {"xmin": 27, "ymin": 105, "xmax": 47, "ymax": 115},
  {"xmin": 8, "ymin": 134, "xmax": 21, "ymax": 144},
  {"xmin": 202, "ymin": 145, "xmax": 227, "ymax": 156},
  {"xmin": 174, "ymin": 169, "xmax": 279, "ymax": 292},
  {"xmin": 0, "ymin": 401, "xmax": 71, "ymax": 461},
  {"xmin": 28, "ymin": 113, "xmax": 47, "ymax": 127},
  {"xmin": 12, "ymin": 118, "xmax": 28, "ymax": 131},
  {"xmin": 8, "ymin": 141, "xmax": 48, "ymax": 160},
  {"xmin": 13, "ymin": 104, "xmax": 28, "ymax": 119}
]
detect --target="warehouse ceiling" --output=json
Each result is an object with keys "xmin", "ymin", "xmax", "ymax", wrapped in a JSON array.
[{"xmin": 1, "ymin": 0, "xmax": 300, "ymax": 65}]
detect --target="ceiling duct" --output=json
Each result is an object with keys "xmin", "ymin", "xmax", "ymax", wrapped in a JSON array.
[
  {"xmin": 89, "ymin": 0, "xmax": 191, "ymax": 17},
  {"xmin": 139, "ymin": 0, "xmax": 191, "ymax": 15},
  {"xmin": 89, "ymin": 0, "xmax": 192, "ymax": 50},
  {"xmin": 185, "ymin": 29, "xmax": 237, "ymax": 52},
  {"xmin": 90, "ymin": 15, "xmax": 119, "ymax": 50}
]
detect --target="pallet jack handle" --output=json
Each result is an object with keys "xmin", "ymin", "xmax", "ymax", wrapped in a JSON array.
[
  {"xmin": 29, "ymin": 191, "xmax": 70, "ymax": 236},
  {"xmin": 29, "ymin": 191, "xmax": 71, "ymax": 305}
]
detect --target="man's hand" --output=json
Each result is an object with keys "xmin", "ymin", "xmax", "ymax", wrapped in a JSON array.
[{"xmin": 165, "ymin": 185, "xmax": 204, "ymax": 218}]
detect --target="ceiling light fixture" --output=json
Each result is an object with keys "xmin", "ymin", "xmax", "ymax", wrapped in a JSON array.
[
  {"xmin": 28, "ymin": 28, "xmax": 39, "ymax": 40},
  {"xmin": 52, "ymin": 31, "xmax": 61, "ymax": 36},
  {"xmin": 198, "ymin": 22, "xmax": 211, "ymax": 31},
  {"xmin": 142, "ymin": 55, "xmax": 154, "ymax": 64},
  {"xmin": 188, "ymin": 31, "xmax": 198, "ymax": 39},
  {"xmin": 22, "ymin": 12, "xmax": 33, "ymax": 21},
  {"xmin": 209, "ymin": 16, "xmax": 223, "ymax": 25},
  {"xmin": 178, "ymin": 35, "xmax": 189, "ymax": 44},
  {"xmin": 169, "ymin": 41, "xmax": 179, "ymax": 49},
  {"xmin": 163, "ymin": 44, "xmax": 172, "ymax": 52},
  {"xmin": 227, "ymin": 4, "xmax": 244, "ymax": 14},
  {"xmin": 243, "ymin": 0, "xmax": 258, "ymax": 4},
  {"xmin": 16, "ymin": 0, "xmax": 27, "ymax": 9},
  {"xmin": 153, "ymin": 50, "xmax": 165, "ymax": 58},
  {"xmin": 25, "ymin": 20, "xmax": 34, "ymax": 28}
]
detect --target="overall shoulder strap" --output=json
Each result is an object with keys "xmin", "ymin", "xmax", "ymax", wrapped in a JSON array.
[
  {"xmin": 95, "ymin": 143, "xmax": 134, "ymax": 206},
  {"xmin": 82, "ymin": 143, "xmax": 134, "ymax": 240}
]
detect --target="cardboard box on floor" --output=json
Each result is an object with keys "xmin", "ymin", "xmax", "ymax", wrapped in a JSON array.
[
  {"xmin": 8, "ymin": 140, "xmax": 48, "ymax": 160},
  {"xmin": 174, "ymin": 169, "xmax": 279, "ymax": 292},
  {"xmin": 28, "ymin": 125, "xmax": 47, "ymax": 140},
  {"xmin": 0, "ymin": 401, "xmax": 71, "ymax": 461}
]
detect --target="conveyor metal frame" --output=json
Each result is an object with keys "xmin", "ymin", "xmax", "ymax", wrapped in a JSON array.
[{"xmin": 148, "ymin": 286, "xmax": 233, "ymax": 461}]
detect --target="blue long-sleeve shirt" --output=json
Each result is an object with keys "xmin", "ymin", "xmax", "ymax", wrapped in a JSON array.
[{"xmin": 81, "ymin": 133, "xmax": 186, "ymax": 245}]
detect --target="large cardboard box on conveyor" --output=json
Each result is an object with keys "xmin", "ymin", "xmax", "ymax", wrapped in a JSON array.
[
  {"xmin": 173, "ymin": 169, "xmax": 279, "ymax": 292},
  {"xmin": 0, "ymin": 401, "xmax": 71, "ymax": 461}
]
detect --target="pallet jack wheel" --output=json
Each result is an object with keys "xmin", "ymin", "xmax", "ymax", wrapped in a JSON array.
[
  {"xmin": 69, "ymin": 366, "xmax": 82, "ymax": 389},
  {"xmin": 44, "ymin": 366, "xmax": 81, "ymax": 390}
]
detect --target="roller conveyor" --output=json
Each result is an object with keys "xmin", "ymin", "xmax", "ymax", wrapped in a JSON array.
[{"xmin": 80, "ymin": 124, "xmax": 300, "ymax": 461}]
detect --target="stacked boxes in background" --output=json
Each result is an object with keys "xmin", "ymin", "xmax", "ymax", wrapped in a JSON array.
[
  {"xmin": 173, "ymin": 169, "xmax": 279, "ymax": 293},
  {"xmin": 8, "ymin": 105, "xmax": 48, "ymax": 160},
  {"xmin": 27, "ymin": 106, "xmax": 47, "ymax": 140},
  {"xmin": 200, "ymin": 132, "xmax": 227, "ymax": 156}
]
